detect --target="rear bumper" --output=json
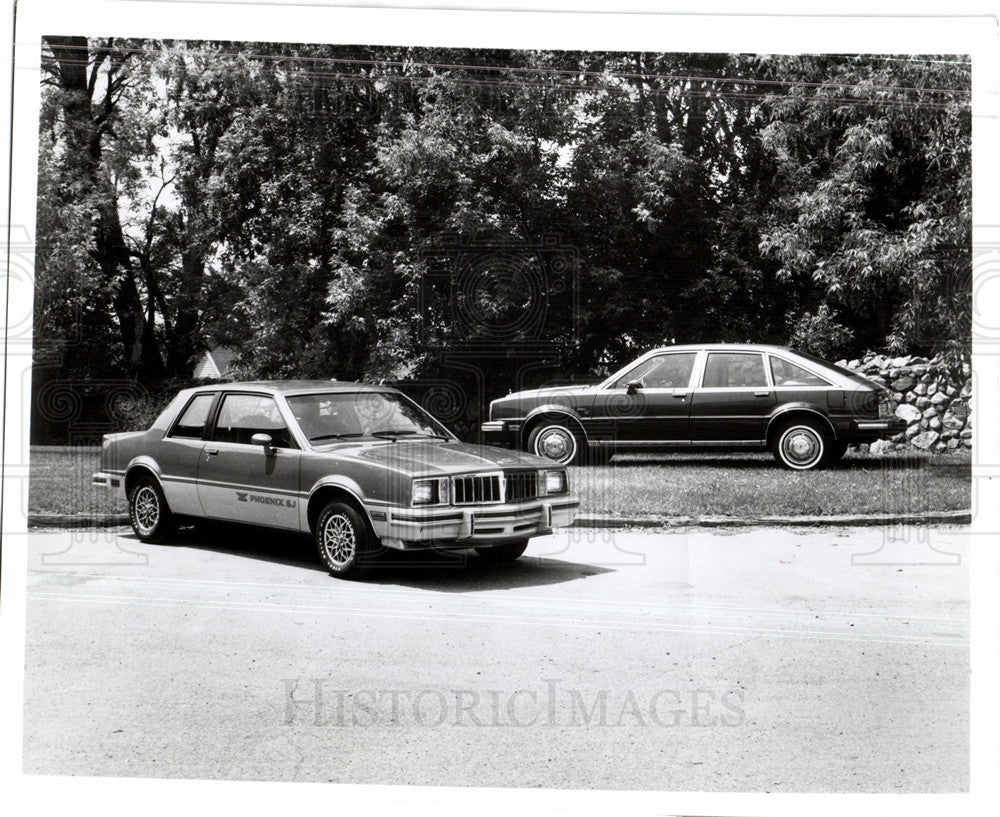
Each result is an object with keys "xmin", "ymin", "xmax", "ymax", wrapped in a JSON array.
[
  {"xmin": 371, "ymin": 496, "xmax": 579, "ymax": 550},
  {"xmin": 92, "ymin": 471, "xmax": 127, "ymax": 501},
  {"xmin": 842, "ymin": 418, "xmax": 907, "ymax": 442}
]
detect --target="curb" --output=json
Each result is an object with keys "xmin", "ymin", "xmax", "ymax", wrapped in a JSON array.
[
  {"xmin": 28, "ymin": 514, "xmax": 129, "ymax": 528},
  {"xmin": 27, "ymin": 509, "xmax": 972, "ymax": 529},
  {"xmin": 572, "ymin": 510, "xmax": 972, "ymax": 529}
]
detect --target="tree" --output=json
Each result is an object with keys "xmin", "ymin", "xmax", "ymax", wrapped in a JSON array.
[
  {"xmin": 39, "ymin": 36, "xmax": 166, "ymax": 380},
  {"xmin": 756, "ymin": 54, "xmax": 971, "ymax": 358}
]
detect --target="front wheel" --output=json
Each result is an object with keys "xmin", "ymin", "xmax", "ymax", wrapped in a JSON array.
[
  {"xmin": 128, "ymin": 475, "xmax": 176, "ymax": 543},
  {"xmin": 771, "ymin": 421, "xmax": 831, "ymax": 471},
  {"xmin": 315, "ymin": 500, "xmax": 379, "ymax": 579},
  {"xmin": 475, "ymin": 540, "xmax": 529, "ymax": 563},
  {"xmin": 527, "ymin": 422, "xmax": 583, "ymax": 466}
]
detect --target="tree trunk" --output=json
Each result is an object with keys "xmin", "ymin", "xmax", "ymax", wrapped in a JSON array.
[{"xmin": 43, "ymin": 35, "xmax": 164, "ymax": 382}]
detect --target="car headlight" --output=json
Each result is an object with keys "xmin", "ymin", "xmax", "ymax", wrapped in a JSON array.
[
  {"xmin": 412, "ymin": 477, "xmax": 448, "ymax": 506},
  {"xmin": 541, "ymin": 470, "xmax": 568, "ymax": 495}
]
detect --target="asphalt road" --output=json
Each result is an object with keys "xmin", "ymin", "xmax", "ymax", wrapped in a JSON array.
[{"xmin": 21, "ymin": 523, "xmax": 968, "ymax": 792}]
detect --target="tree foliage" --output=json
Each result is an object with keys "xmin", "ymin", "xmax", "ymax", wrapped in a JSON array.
[{"xmin": 36, "ymin": 41, "xmax": 971, "ymax": 409}]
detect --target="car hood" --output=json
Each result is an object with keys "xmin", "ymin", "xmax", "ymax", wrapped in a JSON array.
[
  {"xmin": 494, "ymin": 384, "xmax": 594, "ymax": 403},
  {"xmin": 316, "ymin": 439, "xmax": 553, "ymax": 475}
]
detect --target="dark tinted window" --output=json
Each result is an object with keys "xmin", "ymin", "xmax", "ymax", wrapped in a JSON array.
[
  {"xmin": 612, "ymin": 353, "xmax": 696, "ymax": 389},
  {"xmin": 212, "ymin": 394, "xmax": 294, "ymax": 448},
  {"xmin": 703, "ymin": 353, "xmax": 767, "ymax": 388},
  {"xmin": 770, "ymin": 357, "xmax": 831, "ymax": 387},
  {"xmin": 169, "ymin": 394, "xmax": 215, "ymax": 439}
]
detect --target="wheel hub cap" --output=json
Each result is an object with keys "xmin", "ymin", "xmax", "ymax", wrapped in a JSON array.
[
  {"xmin": 322, "ymin": 514, "xmax": 356, "ymax": 567},
  {"xmin": 134, "ymin": 487, "xmax": 159, "ymax": 533},
  {"xmin": 539, "ymin": 430, "xmax": 570, "ymax": 460},
  {"xmin": 789, "ymin": 434, "xmax": 814, "ymax": 457},
  {"xmin": 784, "ymin": 430, "xmax": 819, "ymax": 464}
]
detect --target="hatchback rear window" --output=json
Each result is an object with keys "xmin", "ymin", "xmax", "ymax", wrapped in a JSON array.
[{"xmin": 770, "ymin": 357, "xmax": 831, "ymax": 387}]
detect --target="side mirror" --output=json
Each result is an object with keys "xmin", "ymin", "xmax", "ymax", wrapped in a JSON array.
[
  {"xmin": 626, "ymin": 380, "xmax": 642, "ymax": 396},
  {"xmin": 251, "ymin": 433, "xmax": 276, "ymax": 457}
]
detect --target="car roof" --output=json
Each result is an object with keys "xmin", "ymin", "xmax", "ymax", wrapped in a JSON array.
[
  {"xmin": 190, "ymin": 380, "xmax": 395, "ymax": 396},
  {"xmin": 641, "ymin": 344, "xmax": 798, "ymax": 355}
]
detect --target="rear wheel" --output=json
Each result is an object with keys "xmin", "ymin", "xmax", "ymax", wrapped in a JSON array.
[
  {"xmin": 315, "ymin": 500, "xmax": 379, "ymax": 579},
  {"xmin": 771, "ymin": 420, "xmax": 831, "ymax": 471},
  {"xmin": 474, "ymin": 540, "xmax": 529, "ymax": 563},
  {"xmin": 128, "ymin": 475, "xmax": 176, "ymax": 543}
]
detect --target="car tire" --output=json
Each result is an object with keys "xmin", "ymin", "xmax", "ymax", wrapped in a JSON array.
[
  {"xmin": 771, "ymin": 420, "xmax": 831, "ymax": 471},
  {"xmin": 128, "ymin": 475, "xmax": 177, "ymax": 543},
  {"xmin": 315, "ymin": 500, "xmax": 379, "ymax": 579},
  {"xmin": 474, "ymin": 540, "xmax": 529, "ymax": 562},
  {"xmin": 829, "ymin": 440, "xmax": 849, "ymax": 462},
  {"xmin": 527, "ymin": 422, "xmax": 583, "ymax": 466}
]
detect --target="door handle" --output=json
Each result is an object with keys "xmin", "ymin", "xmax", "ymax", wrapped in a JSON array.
[
  {"xmin": 671, "ymin": 391, "xmax": 688, "ymax": 399},
  {"xmin": 206, "ymin": 447, "xmax": 219, "ymax": 456},
  {"xmin": 754, "ymin": 391, "xmax": 771, "ymax": 397}
]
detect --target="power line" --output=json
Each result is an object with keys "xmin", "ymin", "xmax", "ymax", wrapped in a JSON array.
[{"xmin": 41, "ymin": 41, "xmax": 971, "ymax": 98}]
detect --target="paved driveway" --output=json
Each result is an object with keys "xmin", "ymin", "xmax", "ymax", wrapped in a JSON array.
[{"xmin": 22, "ymin": 524, "xmax": 968, "ymax": 791}]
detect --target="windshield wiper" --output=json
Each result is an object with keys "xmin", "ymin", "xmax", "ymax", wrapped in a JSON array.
[
  {"xmin": 309, "ymin": 432, "xmax": 365, "ymax": 442},
  {"xmin": 371, "ymin": 429, "xmax": 447, "ymax": 440}
]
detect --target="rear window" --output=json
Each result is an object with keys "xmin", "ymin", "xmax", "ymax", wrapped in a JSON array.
[
  {"xmin": 769, "ymin": 356, "xmax": 831, "ymax": 387},
  {"xmin": 169, "ymin": 393, "xmax": 215, "ymax": 438},
  {"xmin": 792, "ymin": 350, "xmax": 881, "ymax": 389}
]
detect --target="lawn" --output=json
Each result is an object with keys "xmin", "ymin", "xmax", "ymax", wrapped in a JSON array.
[
  {"xmin": 27, "ymin": 446, "xmax": 970, "ymax": 521},
  {"xmin": 570, "ymin": 451, "xmax": 971, "ymax": 518}
]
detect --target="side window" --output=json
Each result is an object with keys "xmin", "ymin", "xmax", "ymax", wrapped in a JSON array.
[
  {"xmin": 212, "ymin": 394, "xmax": 295, "ymax": 448},
  {"xmin": 612, "ymin": 354, "xmax": 695, "ymax": 389},
  {"xmin": 169, "ymin": 394, "xmax": 215, "ymax": 439},
  {"xmin": 637, "ymin": 353, "xmax": 696, "ymax": 388},
  {"xmin": 769, "ymin": 357, "xmax": 831, "ymax": 387},
  {"xmin": 612, "ymin": 357, "xmax": 658, "ymax": 389},
  {"xmin": 702, "ymin": 353, "xmax": 767, "ymax": 388}
]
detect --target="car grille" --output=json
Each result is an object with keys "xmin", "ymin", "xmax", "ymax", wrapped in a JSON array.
[
  {"xmin": 504, "ymin": 470, "xmax": 538, "ymax": 502},
  {"xmin": 451, "ymin": 471, "xmax": 539, "ymax": 505},
  {"xmin": 453, "ymin": 474, "xmax": 502, "ymax": 504}
]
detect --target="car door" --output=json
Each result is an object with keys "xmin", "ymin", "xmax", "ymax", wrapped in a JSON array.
[
  {"xmin": 689, "ymin": 351, "xmax": 776, "ymax": 441},
  {"xmin": 589, "ymin": 352, "xmax": 697, "ymax": 443},
  {"xmin": 196, "ymin": 392, "xmax": 303, "ymax": 529},
  {"xmin": 156, "ymin": 391, "xmax": 219, "ymax": 516}
]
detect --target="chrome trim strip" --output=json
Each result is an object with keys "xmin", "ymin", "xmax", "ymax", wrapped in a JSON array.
[{"xmin": 591, "ymin": 440, "xmax": 765, "ymax": 448}]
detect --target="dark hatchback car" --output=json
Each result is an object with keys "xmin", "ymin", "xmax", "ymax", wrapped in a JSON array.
[{"xmin": 482, "ymin": 344, "xmax": 905, "ymax": 470}]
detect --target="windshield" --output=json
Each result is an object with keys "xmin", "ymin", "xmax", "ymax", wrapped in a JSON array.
[{"xmin": 285, "ymin": 391, "xmax": 452, "ymax": 444}]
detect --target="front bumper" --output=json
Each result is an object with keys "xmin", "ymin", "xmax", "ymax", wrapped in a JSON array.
[
  {"xmin": 480, "ymin": 419, "xmax": 521, "ymax": 448},
  {"xmin": 371, "ymin": 496, "xmax": 579, "ymax": 550}
]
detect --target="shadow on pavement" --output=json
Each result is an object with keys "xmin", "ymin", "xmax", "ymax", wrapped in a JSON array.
[
  {"xmin": 138, "ymin": 523, "xmax": 610, "ymax": 591},
  {"xmin": 366, "ymin": 549, "xmax": 613, "ymax": 592}
]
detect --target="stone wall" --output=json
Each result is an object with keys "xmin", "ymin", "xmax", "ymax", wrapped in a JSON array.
[{"xmin": 835, "ymin": 352, "xmax": 972, "ymax": 453}]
